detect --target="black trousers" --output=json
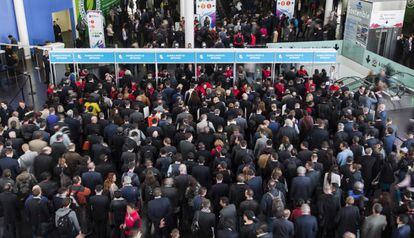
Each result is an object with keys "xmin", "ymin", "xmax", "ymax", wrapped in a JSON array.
[{"xmin": 92, "ymin": 220, "xmax": 107, "ymax": 238}]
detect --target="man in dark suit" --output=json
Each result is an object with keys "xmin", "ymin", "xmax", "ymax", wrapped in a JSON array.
[
  {"xmin": 95, "ymin": 154, "xmax": 116, "ymax": 180},
  {"xmin": 208, "ymin": 109, "xmax": 225, "ymax": 130},
  {"xmin": 196, "ymin": 199, "xmax": 216, "ymax": 238},
  {"xmin": 24, "ymin": 186, "xmax": 52, "ymax": 237},
  {"xmin": 393, "ymin": 214, "xmax": 411, "ymax": 238},
  {"xmin": 179, "ymin": 133, "xmax": 196, "ymax": 160},
  {"xmin": 148, "ymin": 188, "xmax": 172, "ymax": 238},
  {"xmin": 335, "ymin": 196, "xmax": 361, "ymax": 237},
  {"xmin": 64, "ymin": 110, "xmax": 81, "ymax": 144},
  {"xmin": 50, "ymin": 134, "xmax": 67, "ymax": 163},
  {"xmin": 297, "ymin": 141, "xmax": 313, "ymax": 164},
  {"xmin": 239, "ymin": 188, "xmax": 260, "ymax": 216},
  {"xmin": 295, "ymin": 204, "xmax": 318, "ymax": 238},
  {"xmin": 191, "ymin": 157, "xmax": 211, "ymax": 188},
  {"xmin": 229, "ymin": 174, "xmax": 249, "ymax": 207},
  {"xmin": 218, "ymin": 197, "xmax": 237, "ymax": 231},
  {"xmin": 81, "ymin": 162, "xmax": 103, "ymax": 192},
  {"xmin": 272, "ymin": 209, "xmax": 294, "ymax": 238},
  {"xmin": 89, "ymin": 185, "xmax": 109, "ymax": 238},
  {"xmin": 208, "ymin": 173, "xmax": 229, "ymax": 213},
  {"xmin": 0, "ymin": 183, "xmax": 19, "ymax": 238},
  {"xmin": 0, "ymin": 148, "xmax": 19, "ymax": 179},
  {"xmin": 110, "ymin": 190, "xmax": 128, "ymax": 238},
  {"xmin": 290, "ymin": 166, "xmax": 312, "ymax": 204}
]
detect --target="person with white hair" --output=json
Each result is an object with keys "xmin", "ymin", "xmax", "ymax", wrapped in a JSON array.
[
  {"xmin": 290, "ymin": 166, "xmax": 312, "ymax": 204},
  {"xmin": 277, "ymin": 118, "xmax": 299, "ymax": 144},
  {"xmin": 295, "ymin": 203, "xmax": 318, "ymax": 238}
]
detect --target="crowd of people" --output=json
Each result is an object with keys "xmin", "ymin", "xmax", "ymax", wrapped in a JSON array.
[
  {"xmin": 0, "ymin": 59, "xmax": 413, "ymax": 238},
  {"xmin": 72, "ymin": 0, "xmax": 339, "ymax": 49}
]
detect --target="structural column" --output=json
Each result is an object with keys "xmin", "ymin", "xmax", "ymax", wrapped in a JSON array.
[
  {"xmin": 184, "ymin": 0, "xmax": 194, "ymax": 48},
  {"xmin": 324, "ymin": 0, "xmax": 334, "ymax": 25},
  {"xmin": 13, "ymin": 0, "xmax": 30, "ymax": 58},
  {"xmin": 180, "ymin": 0, "xmax": 186, "ymax": 20}
]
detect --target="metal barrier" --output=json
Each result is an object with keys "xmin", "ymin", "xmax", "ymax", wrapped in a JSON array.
[{"xmin": 7, "ymin": 73, "xmax": 36, "ymax": 108}]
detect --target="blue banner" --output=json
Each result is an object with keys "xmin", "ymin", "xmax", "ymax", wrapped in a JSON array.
[
  {"xmin": 50, "ymin": 49, "xmax": 337, "ymax": 64},
  {"xmin": 115, "ymin": 52, "xmax": 155, "ymax": 63},
  {"xmin": 313, "ymin": 52, "xmax": 337, "ymax": 63},
  {"xmin": 49, "ymin": 52, "xmax": 74, "ymax": 63},
  {"xmin": 196, "ymin": 52, "xmax": 234, "ymax": 63},
  {"xmin": 73, "ymin": 52, "xmax": 115, "ymax": 63},
  {"xmin": 235, "ymin": 52, "xmax": 275, "ymax": 63},
  {"xmin": 156, "ymin": 52, "xmax": 195, "ymax": 63},
  {"xmin": 275, "ymin": 52, "xmax": 314, "ymax": 63}
]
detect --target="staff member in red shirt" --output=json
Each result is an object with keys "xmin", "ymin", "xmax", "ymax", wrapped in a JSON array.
[{"xmin": 121, "ymin": 203, "xmax": 142, "ymax": 238}]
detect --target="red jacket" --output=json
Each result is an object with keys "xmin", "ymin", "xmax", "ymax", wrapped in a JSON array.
[{"xmin": 124, "ymin": 210, "xmax": 142, "ymax": 236}]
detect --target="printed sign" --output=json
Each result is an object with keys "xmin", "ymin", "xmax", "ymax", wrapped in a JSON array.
[
  {"xmin": 116, "ymin": 52, "xmax": 155, "ymax": 63},
  {"xmin": 74, "ymin": 52, "xmax": 114, "ymax": 63},
  {"xmin": 276, "ymin": 0, "xmax": 296, "ymax": 19},
  {"xmin": 87, "ymin": 10, "xmax": 105, "ymax": 48},
  {"xmin": 196, "ymin": 52, "xmax": 234, "ymax": 63},
  {"xmin": 156, "ymin": 52, "xmax": 195, "ymax": 63},
  {"xmin": 196, "ymin": 0, "xmax": 216, "ymax": 28},
  {"xmin": 235, "ymin": 52, "xmax": 275, "ymax": 63},
  {"xmin": 49, "ymin": 52, "xmax": 74, "ymax": 63}
]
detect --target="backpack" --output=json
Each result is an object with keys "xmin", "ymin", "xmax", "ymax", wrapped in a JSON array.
[
  {"xmin": 235, "ymin": 34, "xmax": 243, "ymax": 44},
  {"xmin": 267, "ymin": 191, "xmax": 283, "ymax": 215},
  {"xmin": 56, "ymin": 211, "xmax": 73, "ymax": 235},
  {"xmin": 16, "ymin": 178, "xmax": 33, "ymax": 199}
]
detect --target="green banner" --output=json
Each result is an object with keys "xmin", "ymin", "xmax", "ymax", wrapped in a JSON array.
[{"xmin": 74, "ymin": 0, "xmax": 119, "ymax": 23}]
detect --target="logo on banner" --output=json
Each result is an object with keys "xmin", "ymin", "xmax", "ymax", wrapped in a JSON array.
[
  {"xmin": 196, "ymin": 0, "xmax": 216, "ymax": 28},
  {"xmin": 79, "ymin": 0, "xmax": 101, "ymax": 24},
  {"xmin": 276, "ymin": 0, "xmax": 295, "ymax": 18},
  {"xmin": 409, "ymin": 0, "xmax": 414, "ymax": 8}
]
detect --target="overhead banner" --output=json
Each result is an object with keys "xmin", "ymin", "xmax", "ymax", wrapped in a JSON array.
[
  {"xmin": 74, "ymin": 0, "xmax": 119, "ymax": 24},
  {"xmin": 276, "ymin": 0, "xmax": 296, "ymax": 19},
  {"xmin": 370, "ymin": 10, "xmax": 405, "ymax": 28},
  {"xmin": 87, "ymin": 10, "xmax": 105, "ymax": 48},
  {"xmin": 49, "ymin": 49, "xmax": 337, "ymax": 64},
  {"xmin": 196, "ymin": 0, "xmax": 216, "ymax": 28}
]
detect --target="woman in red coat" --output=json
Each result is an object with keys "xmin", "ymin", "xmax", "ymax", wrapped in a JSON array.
[{"xmin": 121, "ymin": 203, "xmax": 142, "ymax": 238}]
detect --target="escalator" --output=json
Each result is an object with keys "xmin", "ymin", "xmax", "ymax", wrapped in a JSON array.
[
  {"xmin": 337, "ymin": 72, "xmax": 414, "ymax": 99},
  {"xmin": 337, "ymin": 72, "xmax": 414, "ymax": 110}
]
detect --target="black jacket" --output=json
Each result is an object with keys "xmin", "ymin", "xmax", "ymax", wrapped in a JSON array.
[
  {"xmin": 82, "ymin": 171, "xmax": 103, "ymax": 191},
  {"xmin": 0, "ymin": 190, "xmax": 19, "ymax": 223},
  {"xmin": 295, "ymin": 215, "xmax": 318, "ymax": 238},
  {"xmin": 272, "ymin": 217, "xmax": 294, "ymax": 238},
  {"xmin": 335, "ymin": 205, "xmax": 360, "ymax": 237},
  {"xmin": 192, "ymin": 165, "xmax": 211, "ymax": 188},
  {"xmin": 33, "ymin": 154, "xmax": 53, "ymax": 181},
  {"xmin": 290, "ymin": 176, "xmax": 312, "ymax": 203},
  {"xmin": 148, "ymin": 197, "xmax": 172, "ymax": 225},
  {"xmin": 110, "ymin": 198, "xmax": 127, "ymax": 226},
  {"xmin": 229, "ymin": 183, "xmax": 249, "ymax": 207},
  {"xmin": 25, "ymin": 197, "xmax": 51, "ymax": 225},
  {"xmin": 89, "ymin": 194, "xmax": 109, "ymax": 221},
  {"xmin": 209, "ymin": 183, "xmax": 229, "ymax": 212},
  {"xmin": 195, "ymin": 210, "xmax": 216, "ymax": 238}
]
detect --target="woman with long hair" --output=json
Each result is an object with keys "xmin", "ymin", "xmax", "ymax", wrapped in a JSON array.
[
  {"xmin": 103, "ymin": 172, "xmax": 119, "ymax": 199},
  {"xmin": 187, "ymin": 90, "xmax": 201, "ymax": 117},
  {"xmin": 323, "ymin": 165, "xmax": 341, "ymax": 193},
  {"xmin": 141, "ymin": 171, "xmax": 160, "ymax": 203}
]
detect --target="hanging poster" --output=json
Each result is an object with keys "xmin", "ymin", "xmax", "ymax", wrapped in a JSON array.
[
  {"xmin": 87, "ymin": 10, "xmax": 105, "ymax": 48},
  {"xmin": 276, "ymin": 0, "xmax": 296, "ymax": 19},
  {"xmin": 196, "ymin": 0, "xmax": 216, "ymax": 28}
]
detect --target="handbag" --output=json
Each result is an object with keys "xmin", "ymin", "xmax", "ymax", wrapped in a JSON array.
[
  {"xmin": 82, "ymin": 140, "xmax": 90, "ymax": 151},
  {"xmin": 191, "ymin": 211, "xmax": 200, "ymax": 233},
  {"xmin": 371, "ymin": 166, "xmax": 383, "ymax": 186}
]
